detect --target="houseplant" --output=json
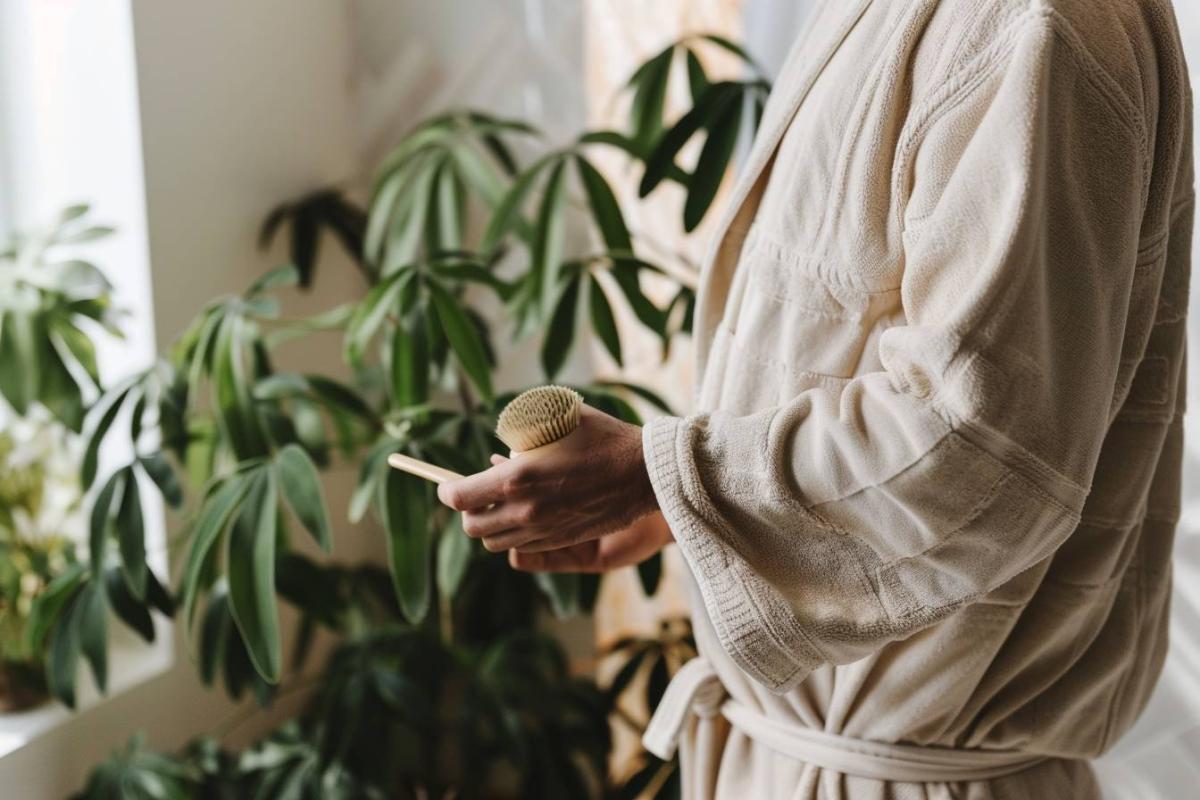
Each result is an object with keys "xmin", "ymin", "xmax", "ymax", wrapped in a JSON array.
[{"xmin": 55, "ymin": 34, "xmax": 770, "ymax": 798}]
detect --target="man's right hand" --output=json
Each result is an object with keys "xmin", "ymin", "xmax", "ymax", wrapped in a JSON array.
[{"xmin": 508, "ymin": 510, "xmax": 673, "ymax": 574}]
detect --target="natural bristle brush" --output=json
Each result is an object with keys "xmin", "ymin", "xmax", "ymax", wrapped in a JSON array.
[{"xmin": 387, "ymin": 385, "xmax": 584, "ymax": 483}]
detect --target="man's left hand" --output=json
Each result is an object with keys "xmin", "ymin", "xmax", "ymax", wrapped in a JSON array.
[{"xmin": 436, "ymin": 405, "xmax": 659, "ymax": 553}]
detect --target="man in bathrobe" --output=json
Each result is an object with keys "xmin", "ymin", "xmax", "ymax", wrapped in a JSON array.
[{"xmin": 438, "ymin": 1, "xmax": 1193, "ymax": 797}]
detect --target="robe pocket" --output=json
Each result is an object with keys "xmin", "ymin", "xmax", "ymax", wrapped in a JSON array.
[{"xmin": 725, "ymin": 233, "xmax": 894, "ymax": 384}]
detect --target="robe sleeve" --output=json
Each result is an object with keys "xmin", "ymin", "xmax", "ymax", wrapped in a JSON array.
[{"xmin": 644, "ymin": 17, "xmax": 1151, "ymax": 692}]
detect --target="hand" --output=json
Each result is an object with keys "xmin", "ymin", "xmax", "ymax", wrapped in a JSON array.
[
  {"xmin": 436, "ymin": 405, "xmax": 659, "ymax": 554},
  {"xmin": 508, "ymin": 511, "xmax": 674, "ymax": 573}
]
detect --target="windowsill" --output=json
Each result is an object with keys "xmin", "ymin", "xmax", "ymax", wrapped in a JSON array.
[{"xmin": 0, "ymin": 616, "xmax": 173, "ymax": 759}]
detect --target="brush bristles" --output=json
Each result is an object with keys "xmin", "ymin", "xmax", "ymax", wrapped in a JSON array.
[{"xmin": 496, "ymin": 385, "xmax": 583, "ymax": 452}]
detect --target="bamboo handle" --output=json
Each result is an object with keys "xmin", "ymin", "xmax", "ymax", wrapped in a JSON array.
[{"xmin": 387, "ymin": 453, "xmax": 463, "ymax": 485}]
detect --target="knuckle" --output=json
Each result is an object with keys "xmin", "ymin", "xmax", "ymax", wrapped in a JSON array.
[
  {"xmin": 501, "ymin": 473, "xmax": 528, "ymax": 498},
  {"xmin": 514, "ymin": 504, "xmax": 538, "ymax": 526}
]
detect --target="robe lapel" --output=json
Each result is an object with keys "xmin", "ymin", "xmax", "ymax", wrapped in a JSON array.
[{"xmin": 693, "ymin": 0, "xmax": 875, "ymax": 375}]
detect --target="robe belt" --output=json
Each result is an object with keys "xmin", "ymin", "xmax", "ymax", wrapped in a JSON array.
[{"xmin": 644, "ymin": 658, "xmax": 1049, "ymax": 783}]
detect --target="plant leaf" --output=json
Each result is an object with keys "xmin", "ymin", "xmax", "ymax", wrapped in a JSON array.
[
  {"xmin": 637, "ymin": 552, "xmax": 662, "ymax": 596},
  {"xmin": 531, "ymin": 159, "xmax": 569, "ymax": 314},
  {"xmin": 535, "ymin": 572, "xmax": 579, "ymax": 619},
  {"xmin": 628, "ymin": 46, "xmax": 673, "ymax": 152},
  {"xmin": 481, "ymin": 151, "xmax": 557, "ymax": 253},
  {"xmin": 81, "ymin": 387, "xmax": 131, "ymax": 490},
  {"xmin": 378, "ymin": 468, "xmax": 432, "ymax": 624},
  {"xmin": 639, "ymin": 82, "xmax": 738, "ymax": 197},
  {"xmin": 117, "ymin": 469, "xmax": 147, "ymax": 600},
  {"xmin": 275, "ymin": 444, "xmax": 332, "ymax": 553},
  {"xmin": 246, "ymin": 264, "xmax": 301, "ymax": 297},
  {"xmin": 46, "ymin": 584, "xmax": 85, "ymax": 708},
  {"xmin": 139, "ymin": 452, "xmax": 184, "ymax": 508},
  {"xmin": 588, "ymin": 276, "xmax": 622, "ymax": 365},
  {"xmin": 89, "ymin": 470, "xmax": 126, "ymax": 574},
  {"xmin": 428, "ymin": 281, "xmax": 493, "ymax": 401},
  {"xmin": 436, "ymin": 513, "xmax": 473, "ymax": 599},
  {"xmin": 541, "ymin": 274, "xmax": 581, "ymax": 379},
  {"xmin": 686, "ymin": 48, "xmax": 710, "ymax": 100},
  {"xmin": 389, "ymin": 316, "xmax": 429, "ymax": 408},
  {"xmin": 684, "ymin": 89, "xmax": 742, "ymax": 231},
  {"xmin": 180, "ymin": 472, "xmax": 257, "ymax": 626},
  {"xmin": 226, "ymin": 471, "xmax": 282, "ymax": 682},
  {"xmin": 106, "ymin": 565, "xmax": 155, "ymax": 643},
  {"xmin": 575, "ymin": 155, "xmax": 632, "ymax": 252}
]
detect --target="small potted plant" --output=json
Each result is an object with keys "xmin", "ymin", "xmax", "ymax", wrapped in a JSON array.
[{"xmin": 0, "ymin": 420, "xmax": 83, "ymax": 712}]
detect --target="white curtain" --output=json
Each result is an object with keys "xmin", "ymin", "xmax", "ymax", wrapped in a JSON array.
[{"xmin": 741, "ymin": 2, "xmax": 1200, "ymax": 797}]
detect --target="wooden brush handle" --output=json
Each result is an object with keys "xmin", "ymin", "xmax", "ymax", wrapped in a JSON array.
[{"xmin": 387, "ymin": 453, "xmax": 463, "ymax": 485}]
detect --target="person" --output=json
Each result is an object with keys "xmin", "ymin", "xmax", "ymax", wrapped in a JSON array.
[{"xmin": 437, "ymin": 0, "xmax": 1194, "ymax": 797}]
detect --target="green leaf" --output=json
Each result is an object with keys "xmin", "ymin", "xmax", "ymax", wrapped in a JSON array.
[
  {"xmin": 78, "ymin": 581, "xmax": 110, "ymax": 693},
  {"xmin": 699, "ymin": 33, "xmax": 764, "ymax": 73},
  {"xmin": 640, "ymin": 82, "xmax": 739, "ymax": 197},
  {"xmin": 105, "ymin": 566, "xmax": 156, "ymax": 642},
  {"xmin": 531, "ymin": 159, "xmax": 569, "ymax": 313},
  {"xmin": 212, "ymin": 314, "xmax": 268, "ymax": 460},
  {"xmin": 349, "ymin": 437, "xmax": 397, "ymax": 524},
  {"xmin": 304, "ymin": 375, "xmax": 377, "ymax": 422},
  {"xmin": 637, "ymin": 552, "xmax": 662, "ymax": 596},
  {"xmin": 609, "ymin": 266, "xmax": 664, "ymax": 337},
  {"xmin": 89, "ymin": 470, "xmax": 126, "ymax": 573},
  {"xmin": 449, "ymin": 139, "xmax": 507, "ymax": 206},
  {"xmin": 588, "ymin": 276, "xmax": 622, "ymax": 365},
  {"xmin": 575, "ymin": 155, "xmax": 632, "ymax": 251},
  {"xmin": 535, "ymin": 572, "xmax": 579, "ymax": 619},
  {"xmin": 389, "ymin": 317, "xmax": 429, "ymax": 408},
  {"xmin": 246, "ymin": 264, "xmax": 301, "ymax": 297},
  {"xmin": 53, "ymin": 322, "xmax": 99, "ymax": 386},
  {"xmin": 541, "ymin": 274, "xmax": 581, "ymax": 379},
  {"xmin": 180, "ymin": 473, "xmax": 257, "ymax": 626},
  {"xmin": 25, "ymin": 563, "xmax": 86, "ymax": 654},
  {"xmin": 428, "ymin": 281, "xmax": 494, "ymax": 401},
  {"xmin": 275, "ymin": 444, "xmax": 332, "ymax": 552},
  {"xmin": 39, "ymin": 335, "xmax": 85, "ymax": 431},
  {"xmin": 686, "ymin": 48, "xmax": 710, "ymax": 100},
  {"xmin": 481, "ymin": 152, "xmax": 557, "ymax": 253},
  {"xmin": 628, "ymin": 46, "xmax": 674, "ymax": 151},
  {"xmin": 378, "ymin": 469, "xmax": 433, "ymax": 624},
  {"xmin": 116, "ymin": 469, "xmax": 147, "ymax": 600},
  {"xmin": 139, "ymin": 453, "xmax": 184, "ymax": 508},
  {"xmin": 436, "ymin": 513, "xmax": 473, "ymax": 598},
  {"xmin": 226, "ymin": 471, "xmax": 282, "ymax": 682},
  {"xmin": 684, "ymin": 90, "xmax": 742, "ymax": 231},
  {"xmin": 46, "ymin": 584, "xmax": 85, "ymax": 708},
  {"xmin": 0, "ymin": 312, "xmax": 38, "ymax": 415}
]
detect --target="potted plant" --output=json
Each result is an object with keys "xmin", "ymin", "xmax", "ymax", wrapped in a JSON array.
[{"xmin": 53, "ymin": 34, "xmax": 770, "ymax": 797}]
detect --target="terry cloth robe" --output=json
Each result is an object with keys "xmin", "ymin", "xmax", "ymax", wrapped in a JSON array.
[{"xmin": 642, "ymin": 1, "xmax": 1193, "ymax": 798}]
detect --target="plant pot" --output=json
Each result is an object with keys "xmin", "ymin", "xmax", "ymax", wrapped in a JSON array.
[{"xmin": 0, "ymin": 661, "xmax": 49, "ymax": 713}]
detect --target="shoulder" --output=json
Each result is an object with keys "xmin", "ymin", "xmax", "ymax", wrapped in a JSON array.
[{"xmin": 935, "ymin": 0, "xmax": 1181, "ymax": 121}]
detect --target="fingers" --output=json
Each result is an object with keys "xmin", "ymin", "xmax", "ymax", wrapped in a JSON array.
[
  {"xmin": 490, "ymin": 453, "xmax": 508, "ymax": 466},
  {"xmin": 437, "ymin": 460, "xmax": 518, "ymax": 511},
  {"xmin": 509, "ymin": 541, "xmax": 602, "ymax": 573}
]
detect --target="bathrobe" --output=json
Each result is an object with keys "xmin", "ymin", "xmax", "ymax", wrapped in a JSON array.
[{"xmin": 641, "ymin": 1, "xmax": 1193, "ymax": 797}]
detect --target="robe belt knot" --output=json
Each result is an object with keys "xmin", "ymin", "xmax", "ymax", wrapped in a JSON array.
[{"xmin": 644, "ymin": 658, "xmax": 1050, "ymax": 782}]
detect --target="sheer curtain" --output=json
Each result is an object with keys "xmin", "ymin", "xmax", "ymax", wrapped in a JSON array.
[{"xmin": 740, "ymin": 2, "xmax": 1200, "ymax": 797}]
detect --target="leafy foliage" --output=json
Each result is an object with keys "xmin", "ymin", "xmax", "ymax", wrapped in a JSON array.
[
  {"xmin": 0, "ymin": 205, "xmax": 120, "ymax": 432},
  {"xmin": 62, "ymin": 30, "xmax": 768, "ymax": 800}
]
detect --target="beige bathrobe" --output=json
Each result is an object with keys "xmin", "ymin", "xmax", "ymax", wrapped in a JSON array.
[{"xmin": 642, "ymin": 1, "xmax": 1194, "ymax": 797}]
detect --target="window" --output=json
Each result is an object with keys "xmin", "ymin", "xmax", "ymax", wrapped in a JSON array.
[{"xmin": 0, "ymin": 0, "xmax": 169, "ymax": 757}]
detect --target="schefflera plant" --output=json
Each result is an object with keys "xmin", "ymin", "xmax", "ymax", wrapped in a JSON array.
[{"xmin": 41, "ymin": 33, "xmax": 770, "ymax": 713}]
